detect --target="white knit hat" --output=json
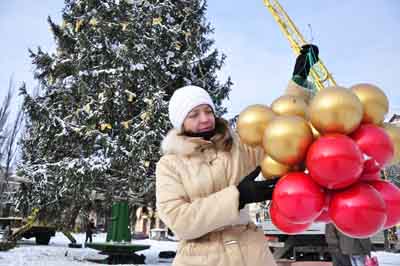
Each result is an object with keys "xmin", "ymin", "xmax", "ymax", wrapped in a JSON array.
[{"xmin": 168, "ymin": 85, "xmax": 216, "ymax": 130}]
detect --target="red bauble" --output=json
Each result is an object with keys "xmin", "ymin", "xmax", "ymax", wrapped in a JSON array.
[
  {"xmin": 323, "ymin": 190, "xmax": 332, "ymax": 209},
  {"xmin": 363, "ymin": 158, "xmax": 381, "ymax": 174},
  {"xmin": 272, "ymin": 172, "xmax": 325, "ymax": 223},
  {"xmin": 352, "ymin": 124, "xmax": 394, "ymax": 167},
  {"xmin": 368, "ymin": 180, "xmax": 400, "ymax": 229},
  {"xmin": 270, "ymin": 203, "xmax": 311, "ymax": 234},
  {"xmin": 315, "ymin": 210, "xmax": 331, "ymax": 223},
  {"xmin": 359, "ymin": 171, "xmax": 381, "ymax": 182},
  {"xmin": 314, "ymin": 190, "xmax": 332, "ymax": 223},
  {"xmin": 359, "ymin": 158, "xmax": 381, "ymax": 181},
  {"xmin": 329, "ymin": 182, "xmax": 386, "ymax": 238},
  {"xmin": 306, "ymin": 134, "xmax": 364, "ymax": 189}
]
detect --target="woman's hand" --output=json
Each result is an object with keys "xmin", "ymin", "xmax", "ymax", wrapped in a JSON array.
[{"xmin": 237, "ymin": 166, "xmax": 278, "ymax": 209}]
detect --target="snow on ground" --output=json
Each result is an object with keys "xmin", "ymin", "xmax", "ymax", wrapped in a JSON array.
[
  {"xmin": 374, "ymin": 251, "xmax": 400, "ymax": 266},
  {"xmin": 0, "ymin": 232, "xmax": 400, "ymax": 266},
  {"xmin": 0, "ymin": 232, "xmax": 177, "ymax": 266}
]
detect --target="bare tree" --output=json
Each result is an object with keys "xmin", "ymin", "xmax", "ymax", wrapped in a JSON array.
[
  {"xmin": 0, "ymin": 80, "xmax": 13, "ymax": 156},
  {"xmin": 0, "ymin": 79, "xmax": 13, "ymax": 195},
  {"xmin": 3, "ymin": 110, "xmax": 23, "ymax": 179},
  {"xmin": 0, "ymin": 78, "xmax": 24, "ymax": 215}
]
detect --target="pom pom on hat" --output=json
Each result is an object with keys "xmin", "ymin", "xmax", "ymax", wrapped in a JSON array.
[{"xmin": 168, "ymin": 85, "xmax": 215, "ymax": 130}]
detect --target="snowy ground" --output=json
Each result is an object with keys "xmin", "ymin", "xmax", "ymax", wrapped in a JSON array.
[
  {"xmin": 0, "ymin": 232, "xmax": 177, "ymax": 266},
  {"xmin": 0, "ymin": 232, "xmax": 399, "ymax": 266}
]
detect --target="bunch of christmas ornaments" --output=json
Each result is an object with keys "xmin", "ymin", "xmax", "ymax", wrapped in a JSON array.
[{"xmin": 237, "ymin": 83, "xmax": 400, "ymax": 238}]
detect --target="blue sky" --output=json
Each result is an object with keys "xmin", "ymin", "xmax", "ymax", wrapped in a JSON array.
[{"xmin": 1, "ymin": 0, "xmax": 399, "ymax": 119}]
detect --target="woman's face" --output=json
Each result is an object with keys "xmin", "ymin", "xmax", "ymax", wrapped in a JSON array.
[{"xmin": 183, "ymin": 104, "xmax": 215, "ymax": 134}]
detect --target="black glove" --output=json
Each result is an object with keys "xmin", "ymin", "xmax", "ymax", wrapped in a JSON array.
[
  {"xmin": 292, "ymin": 44, "xmax": 319, "ymax": 82},
  {"xmin": 237, "ymin": 166, "xmax": 278, "ymax": 210}
]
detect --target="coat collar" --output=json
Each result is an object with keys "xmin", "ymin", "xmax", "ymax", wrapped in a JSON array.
[{"xmin": 161, "ymin": 118, "xmax": 233, "ymax": 156}]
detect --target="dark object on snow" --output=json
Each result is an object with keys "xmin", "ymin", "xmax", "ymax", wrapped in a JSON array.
[
  {"xmin": 87, "ymin": 252, "xmax": 146, "ymax": 265},
  {"xmin": 132, "ymin": 232, "xmax": 148, "ymax": 240},
  {"xmin": 62, "ymin": 231, "xmax": 82, "ymax": 248},
  {"xmin": 105, "ymin": 252, "xmax": 145, "ymax": 264},
  {"xmin": 86, "ymin": 242, "xmax": 150, "ymax": 264},
  {"xmin": 68, "ymin": 243, "xmax": 82, "ymax": 248},
  {"xmin": 159, "ymin": 250, "xmax": 176, "ymax": 259}
]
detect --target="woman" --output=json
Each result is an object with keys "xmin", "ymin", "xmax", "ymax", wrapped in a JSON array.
[
  {"xmin": 156, "ymin": 46, "xmax": 318, "ymax": 266},
  {"xmin": 156, "ymin": 85, "xmax": 276, "ymax": 265}
]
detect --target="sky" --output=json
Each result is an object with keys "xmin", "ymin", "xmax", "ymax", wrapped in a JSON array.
[{"xmin": 0, "ymin": 0, "xmax": 399, "ymax": 119}]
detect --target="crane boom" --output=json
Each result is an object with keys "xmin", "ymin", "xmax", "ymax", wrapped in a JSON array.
[{"xmin": 263, "ymin": 0, "xmax": 337, "ymax": 90}]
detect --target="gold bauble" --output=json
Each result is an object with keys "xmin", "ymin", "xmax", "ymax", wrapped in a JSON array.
[
  {"xmin": 350, "ymin": 83, "xmax": 389, "ymax": 125},
  {"xmin": 237, "ymin": 105, "xmax": 276, "ymax": 146},
  {"xmin": 263, "ymin": 116, "xmax": 313, "ymax": 165},
  {"xmin": 261, "ymin": 155, "xmax": 290, "ymax": 179},
  {"xmin": 382, "ymin": 123, "xmax": 400, "ymax": 165},
  {"xmin": 271, "ymin": 95, "xmax": 308, "ymax": 118},
  {"xmin": 285, "ymin": 82, "xmax": 311, "ymax": 104},
  {"xmin": 309, "ymin": 86, "xmax": 363, "ymax": 134}
]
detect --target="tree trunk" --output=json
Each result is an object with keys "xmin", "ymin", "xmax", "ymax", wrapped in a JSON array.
[{"xmin": 66, "ymin": 205, "xmax": 82, "ymax": 231}]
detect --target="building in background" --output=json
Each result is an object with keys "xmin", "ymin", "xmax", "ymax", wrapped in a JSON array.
[{"xmin": 0, "ymin": 172, "xmax": 31, "ymax": 217}]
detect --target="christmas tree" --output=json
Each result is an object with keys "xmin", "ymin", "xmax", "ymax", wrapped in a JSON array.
[{"xmin": 17, "ymin": 0, "xmax": 231, "ymax": 227}]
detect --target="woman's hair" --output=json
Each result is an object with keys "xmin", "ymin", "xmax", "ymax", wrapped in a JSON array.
[{"xmin": 210, "ymin": 118, "xmax": 233, "ymax": 152}]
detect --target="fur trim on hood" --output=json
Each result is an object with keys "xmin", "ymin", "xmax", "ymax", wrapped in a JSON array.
[{"xmin": 161, "ymin": 118, "xmax": 233, "ymax": 156}]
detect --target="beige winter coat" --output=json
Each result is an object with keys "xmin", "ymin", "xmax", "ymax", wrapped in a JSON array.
[{"xmin": 156, "ymin": 118, "xmax": 277, "ymax": 266}]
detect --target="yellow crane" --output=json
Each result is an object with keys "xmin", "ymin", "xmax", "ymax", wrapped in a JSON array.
[{"xmin": 263, "ymin": 0, "xmax": 337, "ymax": 91}]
